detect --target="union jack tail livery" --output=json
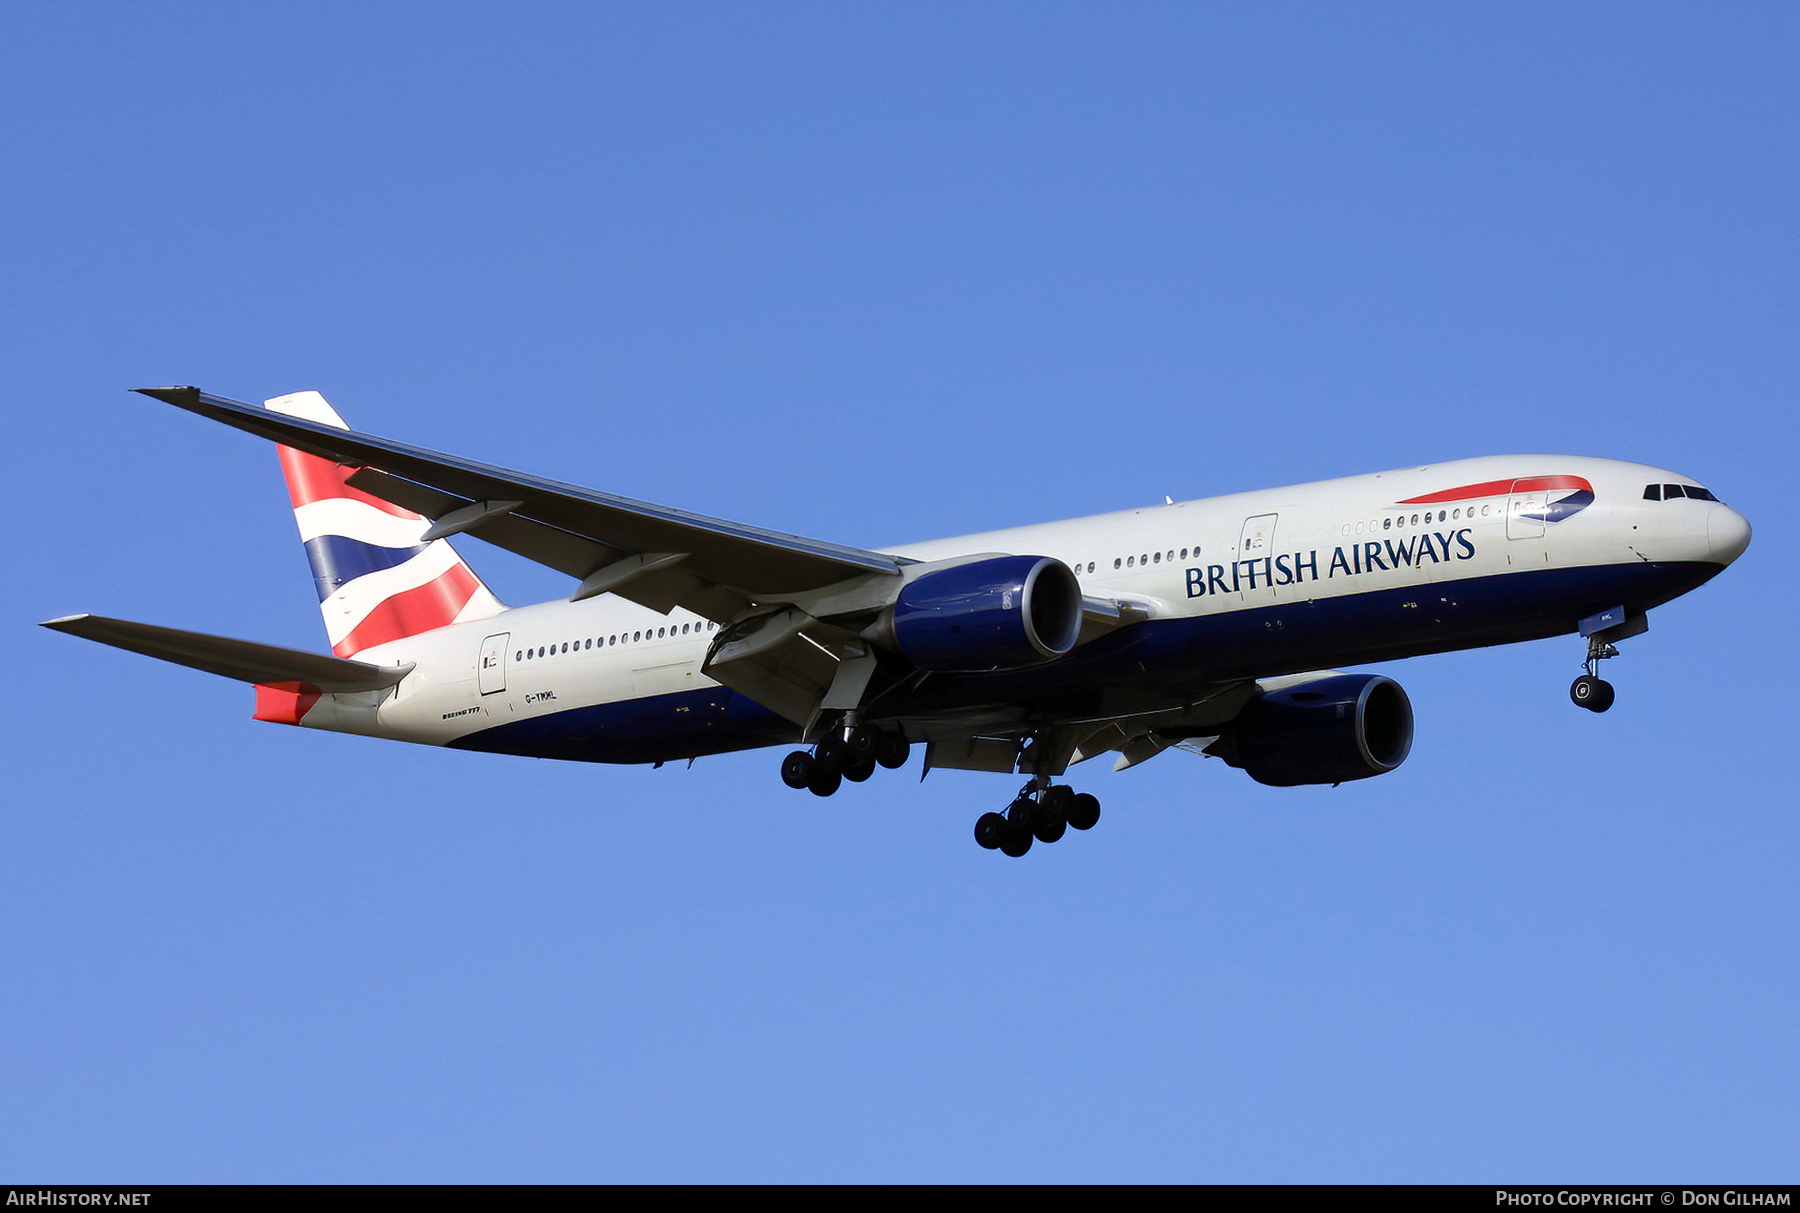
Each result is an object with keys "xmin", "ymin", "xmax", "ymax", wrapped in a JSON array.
[{"xmin": 265, "ymin": 392, "xmax": 504, "ymax": 657}]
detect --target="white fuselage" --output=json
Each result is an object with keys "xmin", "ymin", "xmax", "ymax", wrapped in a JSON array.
[{"xmin": 299, "ymin": 454, "xmax": 1749, "ymax": 759}]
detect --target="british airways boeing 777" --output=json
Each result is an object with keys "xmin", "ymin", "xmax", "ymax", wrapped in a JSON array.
[{"xmin": 44, "ymin": 388, "xmax": 1752, "ymax": 857}]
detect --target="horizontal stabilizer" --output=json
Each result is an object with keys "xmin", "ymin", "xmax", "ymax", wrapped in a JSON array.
[{"xmin": 41, "ymin": 614, "xmax": 412, "ymax": 692}]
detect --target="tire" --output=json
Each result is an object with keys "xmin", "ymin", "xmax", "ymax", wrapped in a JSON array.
[
  {"xmin": 846, "ymin": 727, "xmax": 879, "ymax": 762},
  {"xmin": 816, "ymin": 735, "xmax": 849, "ymax": 772},
  {"xmin": 1040, "ymin": 785, "xmax": 1074, "ymax": 820},
  {"xmin": 876, "ymin": 734, "xmax": 910, "ymax": 770},
  {"xmin": 974, "ymin": 812, "xmax": 1007, "ymax": 850},
  {"xmin": 1006, "ymin": 797, "xmax": 1034, "ymax": 829},
  {"xmin": 1032, "ymin": 814, "xmax": 1067, "ymax": 844},
  {"xmin": 1571, "ymin": 674, "xmax": 1614, "ymax": 712},
  {"xmin": 844, "ymin": 758, "xmax": 876, "ymax": 783},
  {"xmin": 998, "ymin": 826, "xmax": 1033, "ymax": 858},
  {"xmin": 1067, "ymin": 793, "xmax": 1101, "ymax": 831},
  {"xmin": 780, "ymin": 751, "xmax": 815, "ymax": 790},
  {"xmin": 807, "ymin": 767, "xmax": 842, "ymax": 797}
]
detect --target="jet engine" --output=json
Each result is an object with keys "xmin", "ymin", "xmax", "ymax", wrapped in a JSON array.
[
  {"xmin": 875, "ymin": 554, "xmax": 1083, "ymax": 672},
  {"xmin": 1209, "ymin": 673, "xmax": 1414, "ymax": 787}
]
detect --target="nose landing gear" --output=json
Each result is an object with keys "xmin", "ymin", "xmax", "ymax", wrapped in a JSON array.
[{"xmin": 1570, "ymin": 636, "xmax": 1619, "ymax": 713}]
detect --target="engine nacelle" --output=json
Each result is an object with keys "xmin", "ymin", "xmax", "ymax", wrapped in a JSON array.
[
  {"xmin": 882, "ymin": 555, "xmax": 1083, "ymax": 672},
  {"xmin": 1211, "ymin": 673, "xmax": 1414, "ymax": 787}
]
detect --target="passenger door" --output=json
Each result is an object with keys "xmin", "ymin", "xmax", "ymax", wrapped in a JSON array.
[
  {"xmin": 478, "ymin": 633, "xmax": 509, "ymax": 696},
  {"xmin": 1237, "ymin": 513, "xmax": 1280, "ymax": 600},
  {"xmin": 1507, "ymin": 481, "xmax": 1547, "ymax": 540}
]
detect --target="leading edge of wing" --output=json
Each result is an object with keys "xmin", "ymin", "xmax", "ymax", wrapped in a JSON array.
[{"xmin": 134, "ymin": 386, "xmax": 902, "ymax": 595}]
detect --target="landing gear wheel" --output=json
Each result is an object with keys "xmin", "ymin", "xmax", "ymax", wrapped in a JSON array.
[
  {"xmin": 843, "ymin": 758, "xmax": 876, "ymax": 783},
  {"xmin": 1570, "ymin": 674, "xmax": 1615, "ymax": 713},
  {"xmin": 780, "ymin": 751, "xmax": 815, "ymax": 790},
  {"xmin": 1033, "ymin": 786, "xmax": 1071, "ymax": 843},
  {"xmin": 846, "ymin": 727, "xmax": 879, "ymax": 762},
  {"xmin": 998, "ymin": 826, "xmax": 1033, "ymax": 858},
  {"xmin": 815, "ymin": 735, "xmax": 849, "ymax": 772},
  {"xmin": 876, "ymin": 734, "xmax": 911, "ymax": 770},
  {"xmin": 1067, "ymin": 793, "xmax": 1101, "ymax": 831},
  {"xmin": 974, "ymin": 812, "xmax": 1007, "ymax": 850},
  {"xmin": 807, "ymin": 767, "xmax": 842, "ymax": 797}
]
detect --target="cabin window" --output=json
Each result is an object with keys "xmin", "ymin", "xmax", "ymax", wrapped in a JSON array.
[
  {"xmin": 1153, "ymin": 552, "xmax": 1161, "ymax": 564},
  {"xmin": 1383, "ymin": 518, "xmax": 1392, "ymax": 530},
  {"xmin": 633, "ymin": 631, "xmax": 641, "ymax": 642}
]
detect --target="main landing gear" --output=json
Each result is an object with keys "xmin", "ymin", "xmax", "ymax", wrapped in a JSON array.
[
  {"xmin": 1570, "ymin": 636, "xmax": 1619, "ymax": 713},
  {"xmin": 780, "ymin": 727, "xmax": 910, "ymax": 798},
  {"xmin": 973, "ymin": 780, "xmax": 1101, "ymax": 858}
]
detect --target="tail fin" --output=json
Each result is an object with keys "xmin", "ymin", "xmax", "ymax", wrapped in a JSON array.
[{"xmin": 266, "ymin": 391, "xmax": 504, "ymax": 657}]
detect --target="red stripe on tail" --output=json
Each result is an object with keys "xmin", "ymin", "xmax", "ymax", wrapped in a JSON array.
[
  {"xmin": 333, "ymin": 563, "xmax": 481, "ymax": 657},
  {"xmin": 277, "ymin": 446, "xmax": 419, "ymax": 517}
]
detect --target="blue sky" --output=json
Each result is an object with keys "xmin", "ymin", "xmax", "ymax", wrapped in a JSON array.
[{"xmin": 3, "ymin": 2, "xmax": 1795, "ymax": 1181}]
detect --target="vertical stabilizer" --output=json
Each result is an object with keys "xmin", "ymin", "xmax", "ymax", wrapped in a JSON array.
[{"xmin": 266, "ymin": 391, "xmax": 504, "ymax": 656}]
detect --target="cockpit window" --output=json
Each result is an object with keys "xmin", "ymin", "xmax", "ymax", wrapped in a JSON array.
[{"xmin": 1645, "ymin": 483, "xmax": 1720, "ymax": 503}]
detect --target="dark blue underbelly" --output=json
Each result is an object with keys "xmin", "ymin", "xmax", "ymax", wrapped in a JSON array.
[{"xmin": 449, "ymin": 560, "xmax": 1721, "ymax": 765}]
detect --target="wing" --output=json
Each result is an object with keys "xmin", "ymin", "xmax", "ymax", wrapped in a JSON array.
[
  {"xmin": 909, "ymin": 679, "xmax": 1259, "ymax": 776},
  {"xmin": 136, "ymin": 386, "xmax": 902, "ymax": 624}
]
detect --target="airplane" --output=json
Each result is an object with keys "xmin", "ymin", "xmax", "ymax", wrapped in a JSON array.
[{"xmin": 43, "ymin": 387, "xmax": 1752, "ymax": 858}]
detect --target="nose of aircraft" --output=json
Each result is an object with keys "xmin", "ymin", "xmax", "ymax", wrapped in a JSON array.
[{"xmin": 1707, "ymin": 505, "xmax": 1752, "ymax": 565}]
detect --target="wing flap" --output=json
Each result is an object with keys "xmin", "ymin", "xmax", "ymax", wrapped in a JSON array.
[{"xmin": 42, "ymin": 614, "xmax": 411, "ymax": 692}]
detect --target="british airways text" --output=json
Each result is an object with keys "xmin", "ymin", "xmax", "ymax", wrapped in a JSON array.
[{"xmin": 1186, "ymin": 529, "xmax": 1478, "ymax": 597}]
